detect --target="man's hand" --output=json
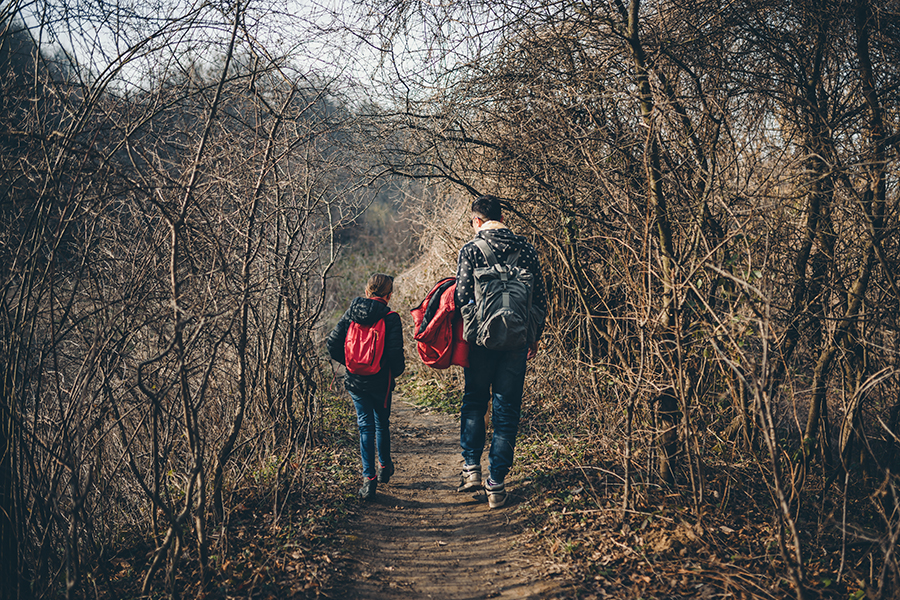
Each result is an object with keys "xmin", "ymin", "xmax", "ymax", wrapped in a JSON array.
[{"xmin": 527, "ymin": 341, "xmax": 539, "ymax": 360}]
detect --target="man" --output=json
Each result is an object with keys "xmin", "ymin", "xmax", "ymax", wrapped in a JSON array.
[{"xmin": 455, "ymin": 195, "xmax": 546, "ymax": 508}]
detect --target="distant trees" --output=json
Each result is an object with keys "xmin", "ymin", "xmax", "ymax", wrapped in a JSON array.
[
  {"xmin": 350, "ymin": 0, "xmax": 900, "ymax": 597},
  {"xmin": 1, "ymin": 3, "xmax": 382, "ymax": 597}
]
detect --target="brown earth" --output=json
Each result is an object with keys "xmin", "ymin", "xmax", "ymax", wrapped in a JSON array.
[{"xmin": 328, "ymin": 399, "xmax": 573, "ymax": 600}]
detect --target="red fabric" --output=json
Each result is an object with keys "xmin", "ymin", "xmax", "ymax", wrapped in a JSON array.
[
  {"xmin": 345, "ymin": 318, "xmax": 387, "ymax": 375},
  {"xmin": 411, "ymin": 279, "xmax": 469, "ymax": 369},
  {"xmin": 344, "ymin": 306, "xmax": 397, "ymax": 376}
]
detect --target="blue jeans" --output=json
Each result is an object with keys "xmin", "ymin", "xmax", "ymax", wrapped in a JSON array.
[
  {"xmin": 460, "ymin": 345, "xmax": 527, "ymax": 483},
  {"xmin": 350, "ymin": 392, "xmax": 392, "ymax": 479}
]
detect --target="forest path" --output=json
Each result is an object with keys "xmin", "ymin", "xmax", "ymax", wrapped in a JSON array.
[{"xmin": 328, "ymin": 399, "xmax": 570, "ymax": 600}]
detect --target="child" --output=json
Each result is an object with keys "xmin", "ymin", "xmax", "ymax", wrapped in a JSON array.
[{"xmin": 326, "ymin": 273, "xmax": 405, "ymax": 500}]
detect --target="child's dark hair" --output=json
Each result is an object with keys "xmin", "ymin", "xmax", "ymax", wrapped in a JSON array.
[{"xmin": 366, "ymin": 273, "xmax": 394, "ymax": 298}]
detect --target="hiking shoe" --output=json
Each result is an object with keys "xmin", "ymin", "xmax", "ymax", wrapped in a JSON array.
[
  {"xmin": 485, "ymin": 478, "xmax": 507, "ymax": 509},
  {"xmin": 458, "ymin": 464, "xmax": 482, "ymax": 492},
  {"xmin": 359, "ymin": 478, "xmax": 377, "ymax": 501},
  {"xmin": 377, "ymin": 463, "xmax": 394, "ymax": 484}
]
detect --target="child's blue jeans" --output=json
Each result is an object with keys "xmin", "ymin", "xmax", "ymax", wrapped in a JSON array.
[{"xmin": 350, "ymin": 391, "xmax": 392, "ymax": 479}]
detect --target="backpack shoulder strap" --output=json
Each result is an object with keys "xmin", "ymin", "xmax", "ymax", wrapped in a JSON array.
[
  {"xmin": 473, "ymin": 238, "xmax": 520, "ymax": 267},
  {"xmin": 473, "ymin": 238, "xmax": 497, "ymax": 266}
]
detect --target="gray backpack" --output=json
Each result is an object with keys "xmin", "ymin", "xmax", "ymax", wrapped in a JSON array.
[{"xmin": 461, "ymin": 238, "xmax": 533, "ymax": 351}]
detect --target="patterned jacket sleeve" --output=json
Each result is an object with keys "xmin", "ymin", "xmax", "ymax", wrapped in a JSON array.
[
  {"xmin": 521, "ymin": 241, "xmax": 547, "ymax": 313},
  {"xmin": 454, "ymin": 243, "xmax": 478, "ymax": 308}
]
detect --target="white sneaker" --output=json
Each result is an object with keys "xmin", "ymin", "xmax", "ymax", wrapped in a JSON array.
[
  {"xmin": 485, "ymin": 478, "xmax": 507, "ymax": 509},
  {"xmin": 457, "ymin": 464, "xmax": 482, "ymax": 492}
]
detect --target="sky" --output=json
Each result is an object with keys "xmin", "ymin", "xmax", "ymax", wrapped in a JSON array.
[
  {"xmin": 15, "ymin": 0, "xmax": 452, "ymax": 101},
  {"xmin": 15, "ymin": 0, "xmax": 503, "ymax": 106}
]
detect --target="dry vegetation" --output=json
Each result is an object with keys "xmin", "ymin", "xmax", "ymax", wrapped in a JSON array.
[{"xmin": 1, "ymin": 5, "xmax": 382, "ymax": 597}]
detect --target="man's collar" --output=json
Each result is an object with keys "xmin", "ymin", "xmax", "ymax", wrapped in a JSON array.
[{"xmin": 476, "ymin": 220, "xmax": 508, "ymax": 232}]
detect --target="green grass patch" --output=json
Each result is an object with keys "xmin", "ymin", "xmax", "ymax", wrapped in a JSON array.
[{"xmin": 397, "ymin": 374, "xmax": 461, "ymax": 415}]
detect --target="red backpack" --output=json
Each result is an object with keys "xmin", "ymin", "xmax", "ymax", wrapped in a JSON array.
[
  {"xmin": 410, "ymin": 278, "xmax": 469, "ymax": 369},
  {"xmin": 344, "ymin": 312, "xmax": 396, "ymax": 375}
]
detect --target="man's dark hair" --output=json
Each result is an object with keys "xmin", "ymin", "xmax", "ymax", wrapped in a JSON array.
[{"xmin": 471, "ymin": 195, "xmax": 503, "ymax": 221}]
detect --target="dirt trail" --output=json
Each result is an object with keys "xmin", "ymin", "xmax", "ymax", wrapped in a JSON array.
[{"xmin": 329, "ymin": 400, "xmax": 570, "ymax": 600}]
